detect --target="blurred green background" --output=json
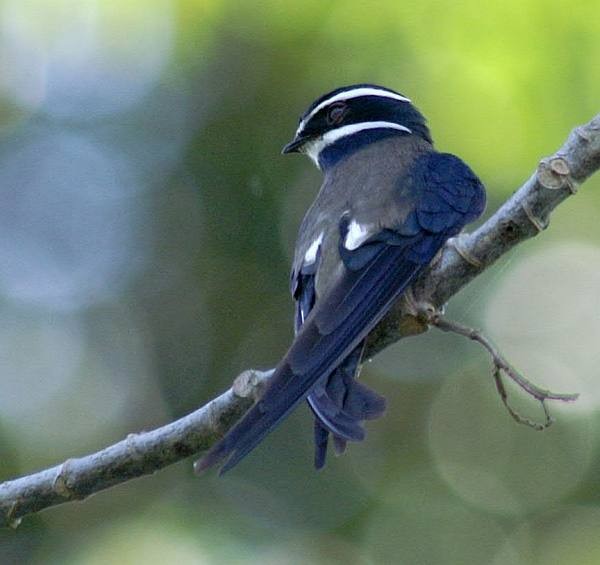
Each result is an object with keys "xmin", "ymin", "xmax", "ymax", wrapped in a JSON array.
[{"xmin": 1, "ymin": 1, "xmax": 600, "ymax": 563}]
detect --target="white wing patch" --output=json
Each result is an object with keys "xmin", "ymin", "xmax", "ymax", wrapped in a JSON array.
[
  {"xmin": 345, "ymin": 219, "xmax": 372, "ymax": 251},
  {"xmin": 304, "ymin": 232, "xmax": 323, "ymax": 264}
]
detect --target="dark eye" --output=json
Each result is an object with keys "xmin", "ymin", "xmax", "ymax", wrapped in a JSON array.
[{"xmin": 326, "ymin": 103, "xmax": 347, "ymax": 125}]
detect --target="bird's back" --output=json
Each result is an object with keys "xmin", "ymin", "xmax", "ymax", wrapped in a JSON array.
[{"xmin": 293, "ymin": 134, "xmax": 433, "ymax": 300}]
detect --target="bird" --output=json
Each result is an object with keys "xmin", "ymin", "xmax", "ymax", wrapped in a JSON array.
[{"xmin": 196, "ymin": 83, "xmax": 486, "ymax": 474}]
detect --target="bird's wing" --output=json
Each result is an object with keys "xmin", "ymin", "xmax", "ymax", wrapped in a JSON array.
[
  {"xmin": 196, "ymin": 152, "xmax": 485, "ymax": 474},
  {"xmin": 291, "ymin": 216, "xmax": 383, "ymax": 469}
]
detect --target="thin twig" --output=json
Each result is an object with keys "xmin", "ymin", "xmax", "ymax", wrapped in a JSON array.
[
  {"xmin": 492, "ymin": 366, "xmax": 553, "ymax": 430},
  {"xmin": 427, "ymin": 311, "xmax": 579, "ymax": 430}
]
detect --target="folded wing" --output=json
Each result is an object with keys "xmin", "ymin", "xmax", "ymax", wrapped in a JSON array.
[{"xmin": 195, "ymin": 152, "xmax": 485, "ymax": 474}]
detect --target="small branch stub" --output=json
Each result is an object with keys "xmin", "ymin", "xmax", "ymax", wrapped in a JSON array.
[{"xmin": 538, "ymin": 157, "xmax": 571, "ymax": 190}]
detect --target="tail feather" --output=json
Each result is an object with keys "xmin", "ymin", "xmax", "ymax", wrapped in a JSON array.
[
  {"xmin": 333, "ymin": 435, "xmax": 347, "ymax": 455},
  {"xmin": 345, "ymin": 380, "xmax": 387, "ymax": 420},
  {"xmin": 307, "ymin": 345, "xmax": 386, "ymax": 468},
  {"xmin": 313, "ymin": 420, "xmax": 329, "ymax": 470}
]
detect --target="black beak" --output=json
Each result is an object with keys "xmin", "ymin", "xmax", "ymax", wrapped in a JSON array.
[{"xmin": 282, "ymin": 135, "xmax": 309, "ymax": 154}]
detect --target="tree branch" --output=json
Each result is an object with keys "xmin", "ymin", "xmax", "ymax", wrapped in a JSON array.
[
  {"xmin": 2, "ymin": 113, "xmax": 600, "ymax": 528},
  {"xmin": 0, "ymin": 369, "xmax": 271, "ymax": 529}
]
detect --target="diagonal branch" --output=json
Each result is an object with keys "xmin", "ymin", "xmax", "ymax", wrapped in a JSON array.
[
  {"xmin": 0, "ymin": 369, "xmax": 272, "ymax": 528},
  {"xmin": 1, "ymin": 113, "xmax": 600, "ymax": 528}
]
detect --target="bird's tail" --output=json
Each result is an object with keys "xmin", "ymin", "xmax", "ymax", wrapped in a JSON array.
[
  {"xmin": 308, "ymin": 344, "xmax": 386, "ymax": 469},
  {"xmin": 195, "ymin": 239, "xmax": 432, "ymax": 475}
]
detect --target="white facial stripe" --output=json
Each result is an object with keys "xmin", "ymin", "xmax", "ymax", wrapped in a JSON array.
[
  {"xmin": 304, "ymin": 121, "xmax": 412, "ymax": 168},
  {"xmin": 297, "ymin": 87, "xmax": 411, "ymax": 135},
  {"xmin": 323, "ymin": 121, "xmax": 411, "ymax": 143},
  {"xmin": 345, "ymin": 219, "xmax": 372, "ymax": 251},
  {"xmin": 304, "ymin": 232, "xmax": 323, "ymax": 264}
]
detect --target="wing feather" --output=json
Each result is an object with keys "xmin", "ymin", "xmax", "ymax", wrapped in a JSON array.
[{"xmin": 196, "ymin": 150, "xmax": 485, "ymax": 474}]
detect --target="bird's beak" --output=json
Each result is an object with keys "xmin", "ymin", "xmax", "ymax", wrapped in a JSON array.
[{"xmin": 282, "ymin": 135, "xmax": 309, "ymax": 154}]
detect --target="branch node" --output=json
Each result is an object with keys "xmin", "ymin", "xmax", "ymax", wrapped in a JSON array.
[
  {"xmin": 549, "ymin": 156, "xmax": 570, "ymax": 177},
  {"xmin": 537, "ymin": 156, "xmax": 578, "ymax": 194},
  {"xmin": 126, "ymin": 433, "xmax": 144, "ymax": 458},
  {"xmin": 553, "ymin": 154, "xmax": 580, "ymax": 194},
  {"xmin": 565, "ymin": 177, "xmax": 579, "ymax": 195},
  {"xmin": 538, "ymin": 156, "xmax": 572, "ymax": 190},
  {"xmin": 5, "ymin": 501, "xmax": 22, "ymax": 530},
  {"xmin": 232, "ymin": 369, "xmax": 272, "ymax": 401},
  {"xmin": 575, "ymin": 125, "xmax": 592, "ymax": 143},
  {"xmin": 410, "ymin": 293, "xmax": 438, "ymax": 326},
  {"xmin": 448, "ymin": 235, "xmax": 483, "ymax": 268},
  {"xmin": 521, "ymin": 200, "xmax": 549, "ymax": 232},
  {"xmin": 53, "ymin": 459, "xmax": 75, "ymax": 499}
]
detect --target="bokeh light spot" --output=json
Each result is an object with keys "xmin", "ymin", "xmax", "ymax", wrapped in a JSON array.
[
  {"xmin": 429, "ymin": 369, "xmax": 595, "ymax": 516},
  {"xmin": 0, "ymin": 0, "xmax": 174, "ymax": 119},
  {"xmin": 365, "ymin": 468, "xmax": 512, "ymax": 564},
  {"xmin": 0, "ymin": 129, "xmax": 143, "ymax": 310},
  {"xmin": 485, "ymin": 242, "xmax": 600, "ymax": 414}
]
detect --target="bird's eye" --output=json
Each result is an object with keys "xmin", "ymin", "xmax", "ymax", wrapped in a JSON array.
[{"xmin": 326, "ymin": 103, "xmax": 347, "ymax": 125}]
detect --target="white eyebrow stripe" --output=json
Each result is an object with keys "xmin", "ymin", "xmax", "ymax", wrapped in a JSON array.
[
  {"xmin": 297, "ymin": 87, "xmax": 411, "ymax": 135},
  {"xmin": 304, "ymin": 121, "xmax": 412, "ymax": 169}
]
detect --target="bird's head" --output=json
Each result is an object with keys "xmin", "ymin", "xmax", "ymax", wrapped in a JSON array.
[{"xmin": 282, "ymin": 84, "xmax": 432, "ymax": 170}]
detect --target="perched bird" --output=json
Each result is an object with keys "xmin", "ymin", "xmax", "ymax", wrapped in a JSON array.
[{"xmin": 196, "ymin": 84, "xmax": 486, "ymax": 474}]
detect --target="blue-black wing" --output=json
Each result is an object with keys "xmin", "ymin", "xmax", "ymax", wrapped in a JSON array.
[
  {"xmin": 292, "ymin": 242, "xmax": 384, "ymax": 469},
  {"xmin": 196, "ymin": 152, "xmax": 485, "ymax": 474}
]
